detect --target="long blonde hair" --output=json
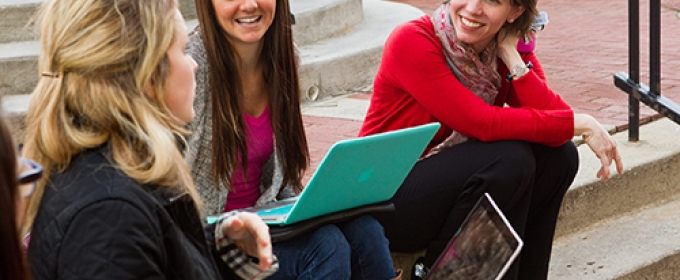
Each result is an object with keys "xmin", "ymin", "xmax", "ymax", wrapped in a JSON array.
[{"xmin": 21, "ymin": 0, "xmax": 199, "ymax": 235}]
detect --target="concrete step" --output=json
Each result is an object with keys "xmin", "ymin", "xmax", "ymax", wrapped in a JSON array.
[
  {"xmin": 555, "ymin": 118, "xmax": 680, "ymax": 240},
  {"xmin": 549, "ymin": 197, "xmax": 680, "ymax": 279},
  {"xmin": 298, "ymin": 0, "xmax": 423, "ymax": 103},
  {"xmin": 547, "ymin": 117, "xmax": 680, "ymax": 278},
  {"xmin": 0, "ymin": 0, "xmax": 197, "ymax": 44},
  {"xmin": 0, "ymin": 0, "xmax": 40, "ymax": 44},
  {"xmin": 0, "ymin": 41, "xmax": 38, "ymax": 97},
  {"xmin": 291, "ymin": 0, "xmax": 363, "ymax": 46},
  {"xmin": 2, "ymin": 93, "xmax": 29, "ymax": 140}
]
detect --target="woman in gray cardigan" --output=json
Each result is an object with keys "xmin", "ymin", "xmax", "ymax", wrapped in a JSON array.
[{"xmin": 185, "ymin": 0, "xmax": 399, "ymax": 279}]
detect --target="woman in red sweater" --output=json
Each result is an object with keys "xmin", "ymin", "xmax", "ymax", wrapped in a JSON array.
[{"xmin": 360, "ymin": 0, "xmax": 623, "ymax": 279}]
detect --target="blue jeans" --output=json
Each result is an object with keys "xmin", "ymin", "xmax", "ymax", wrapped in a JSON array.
[{"xmin": 268, "ymin": 215, "xmax": 395, "ymax": 280}]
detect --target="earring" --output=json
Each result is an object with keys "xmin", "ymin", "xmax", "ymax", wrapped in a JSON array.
[{"xmin": 508, "ymin": 18, "xmax": 515, "ymax": 23}]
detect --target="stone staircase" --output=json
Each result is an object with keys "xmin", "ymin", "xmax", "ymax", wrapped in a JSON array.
[{"xmin": 0, "ymin": 0, "xmax": 423, "ymax": 136}]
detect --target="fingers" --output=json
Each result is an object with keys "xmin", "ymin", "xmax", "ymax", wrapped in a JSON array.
[
  {"xmin": 236, "ymin": 213, "xmax": 273, "ymax": 271},
  {"xmin": 600, "ymin": 137, "xmax": 624, "ymax": 181},
  {"xmin": 614, "ymin": 149, "xmax": 624, "ymax": 175},
  {"xmin": 256, "ymin": 235, "xmax": 273, "ymax": 271},
  {"xmin": 250, "ymin": 221, "xmax": 273, "ymax": 270},
  {"xmin": 222, "ymin": 216, "xmax": 245, "ymax": 240},
  {"xmin": 496, "ymin": 27, "xmax": 522, "ymax": 52},
  {"xmin": 588, "ymin": 131, "xmax": 624, "ymax": 182},
  {"xmin": 598, "ymin": 155, "xmax": 611, "ymax": 182}
]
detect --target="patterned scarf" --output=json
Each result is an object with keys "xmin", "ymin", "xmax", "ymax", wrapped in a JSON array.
[{"xmin": 427, "ymin": 3, "xmax": 502, "ymax": 156}]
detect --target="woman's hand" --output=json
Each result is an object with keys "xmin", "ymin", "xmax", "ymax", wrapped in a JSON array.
[
  {"xmin": 574, "ymin": 114, "xmax": 624, "ymax": 181},
  {"xmin": 497, "ymin": 27, "xmax": 521, "ymax": 53},
  {"xmin": 221, "ymin": 212, "xmax": 273, "ymax": 271},
  {"xmin": 496, "ymin": 27, "xmax": 524, "ymax": 74}
]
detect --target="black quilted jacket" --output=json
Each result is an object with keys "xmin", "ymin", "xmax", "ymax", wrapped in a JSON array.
[{"xmin": 27, "ymin": 145, "xmax": 236, "ymax": 279}]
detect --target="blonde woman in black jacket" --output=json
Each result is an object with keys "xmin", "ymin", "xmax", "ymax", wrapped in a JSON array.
[{"xmin": 21, "ymin": 0, "xmax": 275, "ymax": 279}]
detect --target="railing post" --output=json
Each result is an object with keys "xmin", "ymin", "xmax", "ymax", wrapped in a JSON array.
[
  {"xmin": 650, "ymin": 0, "xmax": 661, "ymax": 98},
  {"xmin": 628, "ymin": 0, "xmax": 640, "ymax": 142}
]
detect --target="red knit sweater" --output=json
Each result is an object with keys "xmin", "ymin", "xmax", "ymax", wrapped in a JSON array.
[{"xmin": 359, "ymin": 15, "xmax": 574, "ymax": 152}]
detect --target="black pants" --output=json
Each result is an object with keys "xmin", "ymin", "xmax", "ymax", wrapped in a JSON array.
[{"xmin": 374, "ymin": 140, "xmax": 578, "ymax": 280}]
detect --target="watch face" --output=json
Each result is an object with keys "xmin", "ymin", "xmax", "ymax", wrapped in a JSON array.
[{"xmin": 512, "ymin": 63, "xmax": 528, "ymax": 77}]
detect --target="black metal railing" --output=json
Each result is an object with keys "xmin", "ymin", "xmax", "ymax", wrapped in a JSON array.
[{"xmin": 614, "ymin": 0, "xmax": 680, "ymax": 141}]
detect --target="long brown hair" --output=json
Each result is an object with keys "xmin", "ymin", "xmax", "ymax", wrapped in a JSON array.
[
  {"xmin": 195, "ymin": 0, "xmax": 309, "ymax": 192},
  {"xmin": 0, "ymin": 109, "xmax": 30, "ymax": 280},
  {"xmin": 22, "ymin": 0, "xmax": 200, "ymax": 235}
]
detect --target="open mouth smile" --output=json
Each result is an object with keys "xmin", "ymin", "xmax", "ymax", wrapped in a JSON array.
[
  {"xmin": 236, "ymin": 16, "xmax": 262, "ymax": 24},
  {"xmin": 460, "ymin": 16, "xmax": 483, "ymax": 28}
]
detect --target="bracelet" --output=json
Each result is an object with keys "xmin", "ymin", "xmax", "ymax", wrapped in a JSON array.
[{"xmin": 506, "ymin": 61, "xmax": 533, "ymax": 82}]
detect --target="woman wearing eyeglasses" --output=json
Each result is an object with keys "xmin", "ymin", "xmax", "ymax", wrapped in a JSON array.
[{"xmin": 0, "ymin": 109, "xmax": 40, "ymax": 280}]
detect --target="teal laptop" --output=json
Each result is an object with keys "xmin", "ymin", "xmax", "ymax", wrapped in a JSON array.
[{"xmin": 245, "ymin": 122, "xmax": 441, "ymax": 225}]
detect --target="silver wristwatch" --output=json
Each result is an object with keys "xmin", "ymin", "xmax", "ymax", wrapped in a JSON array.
[{"xmin": 510, "ymin": 63, "xmax": 529, "ymax": 80}]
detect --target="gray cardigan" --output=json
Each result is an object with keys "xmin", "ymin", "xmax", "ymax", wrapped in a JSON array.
[{"xmin": 185, "ymin": 29, "xmax": 295, "ymax": 216}]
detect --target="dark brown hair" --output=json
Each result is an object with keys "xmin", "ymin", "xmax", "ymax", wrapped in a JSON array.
[
  {"xmin": 195, "ymin": 0, "xmax": 309, "ymax": 192},
  {"xmin": 508, "ymin": 0, "xmax": 538, "ymax": 40},
  {"xmin": 0, "ymin": 110, "xmax": 30, "ymax": 280}
]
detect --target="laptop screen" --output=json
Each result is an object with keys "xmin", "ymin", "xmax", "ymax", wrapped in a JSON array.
[{"xmin": 426, "ymin": 193, "xmax": 523, "ymax": 280}]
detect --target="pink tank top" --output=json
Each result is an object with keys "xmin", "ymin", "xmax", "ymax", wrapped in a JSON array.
[{"xmin": 224, "ymin": 107, "xmax": 274, "ymax": 212}]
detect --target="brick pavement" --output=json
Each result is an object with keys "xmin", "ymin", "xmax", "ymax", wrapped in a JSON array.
[{"xmin": 303, "ymin": 0, "xmax": 680, "ymax": 178}]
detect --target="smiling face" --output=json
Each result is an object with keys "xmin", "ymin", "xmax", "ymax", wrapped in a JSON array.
[
  {"xmin": 449, "ymin": 0, "xmax": 525, "ymax": 53},
  {"xmin": 211, "ymin": 0, "xmax": 276, "ymax": 48}
]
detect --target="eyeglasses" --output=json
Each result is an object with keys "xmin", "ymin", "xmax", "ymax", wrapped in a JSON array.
[{"xmin": 18, "ymin": 158, "xmax": 43, "ymax": 198}]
